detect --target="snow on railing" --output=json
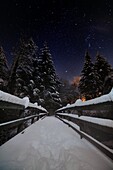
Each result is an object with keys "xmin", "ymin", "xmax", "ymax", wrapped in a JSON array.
[
  {"xmin": 0, "ymin": 90, "xmax": 47, "ymax": 112},
  {"xmin": 0, "ymin": 90, "xmax": 48, "ymax": 145},
  {"xmin": 28, "ymin": 102, "xmax": 47, "ymax": 112},
  {"xmin": 56, "ymin": 88, "xmax": 113, "ymax": 112},
  {"xmin": 0, "ymin": 90, "xmax": 29, "ymax": 108}
]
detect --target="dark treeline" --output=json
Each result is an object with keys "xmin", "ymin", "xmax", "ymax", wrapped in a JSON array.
[{"xmin": 79, "ymin": 51, "xmax": 113, "ymax": 100}]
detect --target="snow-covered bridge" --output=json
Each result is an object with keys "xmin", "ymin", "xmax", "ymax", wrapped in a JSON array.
[
  {"xmin": 0, "ymin": 116, "xmax": 113, "ymax": 170},
  {"xmin": 0, "ymin": 90, "xmax": 113, "ymax": 169}
]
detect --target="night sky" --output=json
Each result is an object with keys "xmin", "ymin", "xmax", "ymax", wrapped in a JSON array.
[{"xmin": 0, "ymin": 0, "xmax": 113, "ymax": 81}]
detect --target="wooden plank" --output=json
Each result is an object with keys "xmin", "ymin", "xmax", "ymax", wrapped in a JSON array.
[
  {"xmin": 56, "ymin": 101, "xmax": 113, "ymax": 112},
  {"xmin": 56, "ymin": 114, "xmax": 113, "ymax": 134},
  {"xmin": 0, "ymin": 101, "xmax": 25, "ymax": 110},
  {"xmin": 76, "ymin": 102, "xmax": 113, "ymax": 111},
  {"xmin": 0, "ymin": 115, "xmax": 39, "ymax": 129}
]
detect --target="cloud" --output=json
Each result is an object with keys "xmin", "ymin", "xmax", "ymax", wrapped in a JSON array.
[{"xmin": 71, "ymin": 76, "xmax": 81, "ymax": 86}]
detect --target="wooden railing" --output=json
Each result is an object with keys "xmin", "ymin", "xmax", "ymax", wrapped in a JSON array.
[
  {"xmin": 56, "ymin": 101, "xmax": 113, "ymax": 119},
  {"xmin": 55, "ymin": 99, "xmax": 113, "ymax": 160},
  {"xmin": 0, "ymin": 90, "xmax": 48, "ymax": 145}
]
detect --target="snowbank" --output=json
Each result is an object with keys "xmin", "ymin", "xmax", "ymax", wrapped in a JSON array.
[{"xmin": 57, "ymin": 88, "xmax": 113, "ymax": 111}]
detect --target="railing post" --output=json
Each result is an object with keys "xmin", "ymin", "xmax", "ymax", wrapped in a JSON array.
[
  {"xmin": 17, "ymin": 109, "xmax": 25, "ymax": 133},
  {"xmin": 78, "ymin": 109, "xmax": 82, "ymax": 117},
  {"xmin": 19, "ymin": 109, "xmax": 25, "ymax": 118},
  {"xmin": 31, "ymin": 117, "xmax": 34, "ymax": 124},
  {"xmin": 79, "ymin": 125, "xmax": 83, "ymax": 139},
  {"xmin": 17, "ymin": 123, "xmax": 24, "ymax": 133},
  {"xmin": 37, "ymin": 115, "xmax": 39, "ymax": 121}
]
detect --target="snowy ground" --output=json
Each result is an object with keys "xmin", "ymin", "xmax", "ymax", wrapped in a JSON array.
[{"xmin": 0, "ymin": 117, "xmax": 113, "ymax": 170}]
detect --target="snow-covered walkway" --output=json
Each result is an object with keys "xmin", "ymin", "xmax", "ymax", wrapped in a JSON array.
[{"xmin": 0, "ymin": 116, "xmax": 113, "ymax": 170}]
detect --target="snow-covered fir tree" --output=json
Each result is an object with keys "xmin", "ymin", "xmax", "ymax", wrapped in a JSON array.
[
  {"xmin": 79, "ymin": 51, "xmax": 102, "ymax": 100},
  {"xmin": 0, "ymin": 46, "xmax": 9, "ymax": 91},
  {"xmin": 8, "ymin": 38, "xmax": 38, "ymax": 100},
  {"xmin": 32, "ymin": 52, "xmax": 42, "ymax": 102},
  {"xmin": 94, "ymin": 53, "xmax": 112, "ymax": 95},
  {"xmin": 38, "ymin": 42, "xmax": 61, "ymax": 113}
]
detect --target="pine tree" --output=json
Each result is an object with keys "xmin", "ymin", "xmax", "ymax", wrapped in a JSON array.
[
  {"xmin": 94, "ymin": 53, "xmax": 112, "ymax": 95},
  {"xmin": 8, "ymin": 38, "xmax": 38, "ymax": 100},
  {"xmin": 79, "ymin": 51, "xmax": 102, "ymax": 100},
  {"xmin": 38, "ymin": 42, "xmax": 61, "ymax": 113},
  {"xmin": 0, "ymin": 47, "xmax": 9, "ymax": 91}
]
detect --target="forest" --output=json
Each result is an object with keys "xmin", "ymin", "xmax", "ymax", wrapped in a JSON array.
[{"xmin": 0, "ymin": 37, "xmax": 113, "ymax": 113}]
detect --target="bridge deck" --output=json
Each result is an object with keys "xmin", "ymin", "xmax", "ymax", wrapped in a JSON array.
[{"xmin": 0, "ymin": 116, "xmax": 113, "ymax": 170}]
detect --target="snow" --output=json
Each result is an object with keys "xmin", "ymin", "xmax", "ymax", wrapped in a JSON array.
[
  {"xmin": 39, "ymin": 112, "xmax": 47, "ymax": 116},
  {"xmin": 28, "ymin": 102, "xmax": 47, "ymax": 112},
  {"xmin": 0, "ymin": 90, "xmax": 30, "ymax": 109},
  {"xmin": 80, "ymin": 116, "xmax": 113, "ymax": 128},
  {"xmin": 57, "ymin": 88, "xmax": 113, "ymax": 112},
  {"xmin": 57, "ymin": 113, "xmax": 113, "ymax": 128},
  {"xmin": 59, "ymin": 117, "xmax": 80, "ymax": 131},
  {"xmin": 58, "ymin": 117, "xmax": 113, "ymax": 153},
  {"xmin": 22, "ymin": 96, "xmax": 29, "ymax": 108},
  {"xmin": 0, "ymin": 90, "xmax": 25, "ymax": 106},
  {"xmin": 0, "ymin": 115, "xmax": 37, "ymax": 127},
  {"xmin": 0, "ymin": 117, "xmax": 113, "ymax": 170},
  {"xmin": 0, "ymin": 90, "xmax": 47, "ymax": 112},
  {"xmin": 0, "ymin": 90, "xmax": 29, "ymax": 108},
  {"xmin": 57, "ymin": 113, "xmax": 78, "ymax": 119}
]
